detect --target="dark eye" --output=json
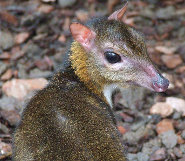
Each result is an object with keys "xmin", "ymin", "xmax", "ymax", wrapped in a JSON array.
[{"xmin": 104, "ymin": 51, "xmax": 121, "ymax": 64}]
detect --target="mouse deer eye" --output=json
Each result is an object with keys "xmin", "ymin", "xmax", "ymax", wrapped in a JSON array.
[{"xmin": 104, "ymin": 51, "xmax": 121, "ymax": 64}]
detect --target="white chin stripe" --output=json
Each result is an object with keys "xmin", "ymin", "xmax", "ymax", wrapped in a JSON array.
[{"xmin": 103, "ymin": 84, "xmax": 119, "ymax": 107}]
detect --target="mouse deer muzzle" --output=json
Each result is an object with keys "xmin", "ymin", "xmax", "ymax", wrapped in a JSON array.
[
  {"xmin": 151, "ymin": 73, "xmax": 169, "ymax": 92},
  {"xmin": 142, "ymin": 64, "xmax": 169, "ymax": 92},
  {"xmin": 131, "ymin": 61, "xmax": 169, "ymax": 92}
]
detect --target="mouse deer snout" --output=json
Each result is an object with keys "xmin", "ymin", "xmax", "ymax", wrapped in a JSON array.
[
  {"xmin": 152, "ymin": 73, "xmax": 169, "ymax": 92},
  {"xmin": 135, "ymin": 63, "xmax": 169, "ymax": 92}
]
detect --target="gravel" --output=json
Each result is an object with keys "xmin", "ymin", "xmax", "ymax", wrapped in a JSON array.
[
  {"xmin": 0, "ymin": 62, "xmax": 8, "ymax": 76},
  {"xmin": 159, "ymin": 130, "xmax": 178, "ymax": 149},
  {"xmin": 137, "ymin": 152, "xmax": 149, "ymax": 161},
  {"xmin": 58, "ymin": 0, "xmax": 76, "ymax": 8},
  {"xmin": 0, "ymin": 1, "xmax": 184, "ymax": 160},
  {"xmin": 142, "ymin": 138, "xmax": 162, "ymax": 156},
  {"xmin": 0, "ymin": 31, "xmax": 14, "ymax": 50},
  {"xmin": 0, "ymin": 96, "xmax": 20, "ymax": 111},
  {"xmin": 149, "ymin": 148, "xmax": 166, "ymax": 161}
]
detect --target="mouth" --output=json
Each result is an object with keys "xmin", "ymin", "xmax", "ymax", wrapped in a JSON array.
[{"xmin": 151, "ymin": 75, "xmax": 169, "ymax": 92}]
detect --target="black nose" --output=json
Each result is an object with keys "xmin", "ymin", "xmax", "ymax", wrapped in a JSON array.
[{"xmin": 152, "ymin": 73, "xmax": 169, "ymax": 92}]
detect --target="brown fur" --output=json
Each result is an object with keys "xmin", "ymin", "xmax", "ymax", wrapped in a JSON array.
[{"xmin": 13, "ymin": 66, "xmax": 126, "ymax": 160}]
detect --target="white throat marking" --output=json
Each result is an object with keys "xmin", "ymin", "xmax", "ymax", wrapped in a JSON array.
[{"xmin": 103, "ymin": 84, "xmax": 119, "ymax": 108}]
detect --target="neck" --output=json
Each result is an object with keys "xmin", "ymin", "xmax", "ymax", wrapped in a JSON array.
[{"xmin": 70, "ymin": 41, "xmax": 107, "ymax": 101}]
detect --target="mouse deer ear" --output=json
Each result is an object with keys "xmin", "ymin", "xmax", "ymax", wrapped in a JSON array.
[
  {"xmin": 70, "ymin": 22, "xmax": 96, "ymax": 51},
  {"xmin": 108, "ymin": 2, "xmax": 128, "ymax": 21}
]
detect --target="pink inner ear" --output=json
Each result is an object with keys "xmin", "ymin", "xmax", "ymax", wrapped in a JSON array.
[
  {"xmin": 108, "ymin": 2, "xmax": 128, "ymax": 21},
  {"xmin": 70, "ymin": 23, "xmax": 96, "ymax": 50}
]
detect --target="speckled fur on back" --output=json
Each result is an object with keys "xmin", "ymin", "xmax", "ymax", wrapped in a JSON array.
[{"xmin": 13, "ymin": 65, "xmax": 126, "ymax": 160}]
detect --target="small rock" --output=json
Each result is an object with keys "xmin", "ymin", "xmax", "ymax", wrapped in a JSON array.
[
  {"xmin": 181, "ymin": 130, "xmax": 185, "ymax": 140},
  {"xmin": 150, "ymin": 102, "xmax": 173, "ymax": 117},
  {"xmin": 29, "ymin": 69, "xmax": 52, "ymax": 78},
  {"xmin": 0, "ymin": 31, "xmax": 14, "ymax": 50},
  {"xmin": 63, "ymin": 17, "xmax": 71, "ymax": 31},
  {"xmin": 23, "ymin": 43, "xmax": 42, "ymax": 58},
  {"xmin": 21, "ymin": 14, "xmax": 36, "ymax": 27},
  {"xmin": 117, "ymin": 125, "xmax": 127, "ymax": 135},
  {"xmin": 131, "ymin": 119, "xmax": 147, "ymax": 131},
  {"xmin": 0, "ymin": 110, "xmax": 20, "ymax": 126},
  {"xmin": 177, "ymin": 134, "xmax": 185, "ymax": 144},
  {"xmin": 160, "ymin": 130, "xmax": 177, "ymax": 149},
  {"xmin": 58, "ymin": 35, "xmax": 66, "ymax": 43},
  {"xmin": 2, "ymin": 78, "xmax": 48, "ymax": 100},
  {"xmin": 175, "ymin": 121, "xmax": 185, "ymax": 131},
  {"xmin": 142, "ymin": 138, "xmax": 162, "ymax": 156},
  {"xmin": 167, "ymin": 148, "xmax": 176, "ymax": 160},
  {"xmin": 123, "ymin": 126, "xmax": 154, "ymax": 143},
  {"xmin": 156, "ymin": 119, "xmax": 174, "ymax": 135},
  {"xmin": 176, "ymin": 66, "xmax": 185, "ymax": 73},
  {"xmin": 0, "ymin": 52, "xmax": 11, "ymax": 59},
  {"xmin": 149, "ymin": 148, "xmax": 166, "ymax": 161},
  {"xmin": 0, "ymin": 96, "xmax": 20, "ymax": 111},
  {"xmin": 141, "ymin": 8, "xmax": 155, "ymax": 19},
  {"xmin": 38, "ymin": 4, "xmax": 54, "ymax": 14},
  {"xmin": 120, "ymin": 113, "xmax": 134, "ymax": 123},
  {"xmin": 33, "ymin": 33, "xmax": 47, "ymax": 41},
  {"xmin": 17, "ymin": 64, "xmax": 28, "ymax": 79},
  {"xmin": 1, "ymin": 69, "xmax": 13, "ymax": 81},
  {"xmin": 172, "ymin": 111, "xmax": 182, "ymax": 120},
  {"xmin": 15, "ymin": 32, "xmax": 29, "ymax": 44},
  {"xmin": 75, "ymin": 10, "xmax": 89, "ymax": 22},
  {"xmin": 34, "ymin": 56, "xmax": 53, "ymax": 71},
  {"xmin": 173, "ymin": 147, "xmax": 183, "ymax": 158},
  {"xmin": 150, "ymin": 114, "xmax": 162, "ymax": 124},
  {"xmin": 149, "ymin": 49, "xmax": 163, "ymax": 65},
  {"xmin": 127, "ymin": 146, "xmax": 138, "ymax": 154},
  {"xmin": 156, "ymin": 6, "xmax": 175, "ymax": 19},
  {"xmin": 122, "ymin": 130, "xmax": 139, "ymax": 143},
  {"xmin": 11, "ymin": 46, "xmax": 25, "ymax": 61},
  {"xmin": 0, "ymin": 141, "xmax": 12, "ymax": 155},
  {"xmin": 127, "ymin": 153, "xmax": 137, "ymax": 161},
  {"xmin": 161, "ymin": 54, "xmax": 183, "ymax": 69},
  {"xmin": 142, "ymin": 27, "xmax": 156, "ymax": 37},
  {"xmin": 0, "ymin": 122, "xmax": 9, "ymax": 134},
  {"xmin": 58, "ymin": 0, "xmax": 76, "ymax": 8},
  {"xmin": 166, "ymin": 97, "xmax": 185, "ymax": 116},
  {"xmin": 36, "ymin": 25, "xmax": 49, "ymax": 35},
  {"xmin": 175, "ymin": 79, "xmax": 185, "ymax": 89},
  {"xmin": 155, "ymin": 46, "xmax": 177, "ymax": 55},
  {"xmin": 0, "ymin": 62, "xmax": 8, "ymax": 76},
  {"xmin": 137, "ymin": 152, "xmax": 149, "ymax": 161}
]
